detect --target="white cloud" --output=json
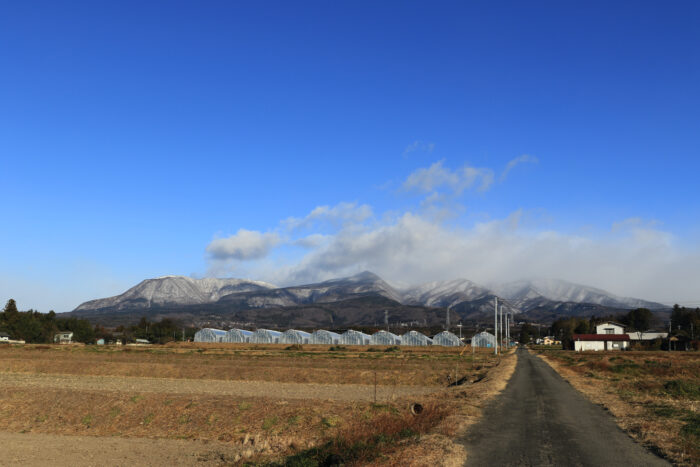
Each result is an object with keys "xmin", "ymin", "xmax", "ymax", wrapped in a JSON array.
[
  {"xmin": 403, "ymin": 140, "xmax": 435, "ymax": 156},
  {"xmin": 204, "ymin": 159, "xmax": 699, "ymax": 306},
  {"xmin": 402, "ymin": 160, "xmax": 494, "ymax": 194},
  {"xmin": 214, "ymin": 209, "xmax": 700, "ymax": 305},
  {"xmin": 283, "ymin": 202, "xmax": 373, "ymax": 230},
  {"xmin": 501, "ymin": 154, "xmax": 539, "ymax": 181},
  {"xmin": 207, "ymin": 229, "xmax": 280, "ymax": 261}
]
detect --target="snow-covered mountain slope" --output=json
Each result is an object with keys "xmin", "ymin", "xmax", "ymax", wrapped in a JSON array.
[
  {"xmin": 74, "ymin": 272, "xmax": 666, "ymax": 317},
  {"xmin": 218, "ymin": 271, "xmax": 404, "ymax": 308},
  {"xmin": 492, "ymin": 279, "xmax": 666, "ymax": 311},
  {"xmin": 402, "ymin": 279, "xmax": 491, "ymax": 308},
  {"xmin": 74, "ymin": 276, "xmax": 276, "ymax": 311}
]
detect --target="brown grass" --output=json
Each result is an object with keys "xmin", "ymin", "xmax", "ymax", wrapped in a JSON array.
[
  {"xmin": 537, "ymin": 350, "xmax": 699, "ymax": 466},
  {"xmin": 0, "ymin": 343, "xmax": 481, "ymax": 386},
  {"xmin": 0, "ymin": 343, "xmax": 512, "ymax": 465}
]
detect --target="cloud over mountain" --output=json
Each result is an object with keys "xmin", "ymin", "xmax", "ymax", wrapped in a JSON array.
[{"xmin": 207, "ymin": 229, "xmax": 280, "ymax": 261}]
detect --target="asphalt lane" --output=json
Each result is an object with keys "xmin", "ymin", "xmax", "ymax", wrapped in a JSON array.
[{"xmin": 461, "ymin": 347, "xmax": 669, "ymax": 466}]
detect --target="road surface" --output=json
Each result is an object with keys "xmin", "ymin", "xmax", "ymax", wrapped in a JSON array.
[{"xmin": 461, "ymin": 347, "xmax": 668, "ymax": 466}]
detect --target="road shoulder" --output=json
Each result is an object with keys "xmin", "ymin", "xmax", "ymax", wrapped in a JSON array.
[
  {"xmin": 536, "ymin": 351, "xmax": 682, "ymax": 464},
  {"xmin": 375, "ymin": 349, "xmax": 519, "ymax": 467}
]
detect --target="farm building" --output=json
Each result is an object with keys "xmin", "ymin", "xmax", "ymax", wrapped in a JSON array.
[
  {"xmin": 54, "ymin": 331, "xmax": 74, "ymax": 344},
  {"xmin": 471, "ymin": 331, "xmax": 496, "ymax": 348},
  {"xmin": 251, "ymin": 329, "xmax": 283, "ymax": 344},
  {"xmin": 572, "ymin": 334, "xmax": 630, "ymax": 351},
  {"xmin": 371, "ymin": 330, "xmax": 402, "ymax": 346},
  {"xmin": 194, "ymin": 328, "xmax": 227, "ymax": 343},
  {"xmin": 226, "ymin": 328, "xmax": 254, "ymax": 343},
  {"xmin": 401, "ymin": 330, "xmax": 432, "ymax": 346},
  {"xmin": 281, "ymin": 329, "xmax": 312, "ymax": 345},
  {"xmin": 310, "ymin": 330, "xmax": 341, "ymax": 345},
  {"xmin": 340, "ymin": 330, "xmax": 371, "ymax": 346},
  {"xmin": 0, "ymin": 332, "xmax": 10, "ymax": 342},
  {"xmin": 433, "ymin": 331, "xmax": 463, "ymax": 347}
]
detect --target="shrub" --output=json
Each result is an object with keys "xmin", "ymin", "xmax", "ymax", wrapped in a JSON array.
[
  {"xmin": 664, "ymin": 380, "xmax": 700, "ymax": 398},
  {"xmin": 278, "ymin": 403, "xmax": 448, "ymax": 466}
]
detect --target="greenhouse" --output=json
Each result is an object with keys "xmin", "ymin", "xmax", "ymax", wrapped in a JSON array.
[
  {"xmin": 432, "ymin": 331, "xmax": 463, "ymax": 347},
  {"xmin": 251, "ymin": 329, "xmax": 283, "ymax": 344},
  {"xmin": 340, "ymin": 329, "xmax": 371, "ymax": 346},
  {"xmin": 471, "ymin": 331, "xmax": 496, "ymax": 348},
  {"xmin": 194, "ymin": 328, "xmax": 228, "ymax": 343},
  {"xmin": 281, "ymin": 329, "xmax": 312, "ymax": 345},
  {"xmin": 226, "ymin": 328, "xmax": 254, "ymax": 343},
  {"xmin": 401, "ymin": 330, "xmax": 433, "ymax": 346},
  {"xmin": 370, "ymin": 330, "xmax": 402, "ymax": 346},
  {"xmin": 310, "ymin": 330, "xmax": 341, "ymax": 345}
]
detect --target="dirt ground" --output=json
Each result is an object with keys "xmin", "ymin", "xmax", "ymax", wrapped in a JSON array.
[
  {"xmin": 0, "ymin": 431, "xmax": 245, "ymax": 466},
  {"xmin": 0, "ymin": 343, "xmax": 515, "ymax": 466},
  {"xmin": 0, "ymin": 372, "xmax": 435, "ymax": 402}
]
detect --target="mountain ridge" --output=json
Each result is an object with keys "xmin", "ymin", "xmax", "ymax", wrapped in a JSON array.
[{"xmin": 72, "ymin": 271, "xmax": 667, "ymax": 319}]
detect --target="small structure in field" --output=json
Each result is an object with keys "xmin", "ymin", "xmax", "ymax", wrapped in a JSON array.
[
  {"xmin": 281, "ymin": 329, "xmax": 312, "ymax": 345},
  {"xmin": 251, "ymin": 329, "xmax": 283, "ymax": 344},
  {"xmin": 194, "ymin": 328, "xmax": 227, "ymax": 343},
  {"xmin": 432, "ymin": 331, "xmax": 463, "ymax": 347},
  {"xmin": 310, "ymin": 330, "xmax": 341, "ymax": 345},
  {"xmin": 54, "ymin": 331, "xmax": 74, "ymax": 344},
  {"xmin": 572, "ymin": 334, "xmax": 630, "ymax": 351},
  {"xmin": 400, "ymin": 330, "xmax": 432, "ymax": 346},
  {"xmin": 370, "ymin": 330, "xmax": 402, "ymax": 346},
  {"xmin": 134, "ymin": 338, "xmax": 150, "ymax": 345},
  {"xmin": 471, "ymin": 331, "xmax": 496, "ymax": 348},
  {"xmin": 340, "ymin": 330, "xmax": 371, "ymax": 346},
  {"xmin": 0, "ymin": 332, "xmax": 10, "ymax": 342},
  {"xmin": 226, "ymin": 328, "xmax": 253, "ymax": 343}
]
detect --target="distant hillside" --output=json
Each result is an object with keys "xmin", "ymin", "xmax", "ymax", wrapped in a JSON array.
[{"xmin": 68, "ymin": 271, "xmax": 669, "ymax": 327}]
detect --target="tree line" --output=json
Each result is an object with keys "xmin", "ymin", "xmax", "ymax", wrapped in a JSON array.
[{"xmin": 0, "ymin": 299, "xmax": 195, "ymax": 344}]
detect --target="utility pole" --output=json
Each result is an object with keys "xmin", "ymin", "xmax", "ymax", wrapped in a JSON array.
[
  {"xmin": 494, "ymin": 297, "xmax": 498, "ymax": 355},
  {"xmin": 499, "ymin": 305, "xmax": 504, "ymax": 349},
  {"xmin": 506, "ymin": 312, "xmax": 510, "ymax": 349},
  {"xmin": 446, "ymin": 306, "xmax": 451, "ymax": 330},
  {"xmin": 384, "ymin": 310, "xmax": 389, "ymax": 332}
]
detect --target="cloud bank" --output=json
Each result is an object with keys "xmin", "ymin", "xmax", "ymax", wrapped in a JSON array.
[{"xmin": 205, "ymin": 160, "xmax": 700, "ymax": 305}]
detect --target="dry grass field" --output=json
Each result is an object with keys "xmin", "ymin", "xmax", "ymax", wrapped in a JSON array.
[
  {"xmin": 0, "ymin": 343, "xmax": 517, "ymax": 466},
  {"xmin": 537, "ymin": 349, "xmax": 699, "ymax": 466}
]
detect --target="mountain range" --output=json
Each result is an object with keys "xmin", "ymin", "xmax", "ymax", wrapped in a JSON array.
[{"xmin": 68, "ymin": 272, "xmax": 667, "ymax": 328}]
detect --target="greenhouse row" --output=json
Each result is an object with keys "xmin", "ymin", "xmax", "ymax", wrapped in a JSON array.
[{"xmin": 193, "ymin": 328, "xmax": 465, "ymax": 347}]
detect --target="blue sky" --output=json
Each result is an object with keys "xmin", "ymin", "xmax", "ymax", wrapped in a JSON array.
[{"xmin": 1, "ymin": 1, "xmax": 699, "ymax": 311}]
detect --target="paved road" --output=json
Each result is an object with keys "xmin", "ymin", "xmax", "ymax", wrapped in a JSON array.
[{"xmin": 462, "ymin": 347, "xmax": 668, "ymax": 466}]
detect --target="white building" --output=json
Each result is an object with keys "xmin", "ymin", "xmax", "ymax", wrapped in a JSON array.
[
  {"xmin": 54, "ymin": 331, "xmax": 74, "ymax": 344},
  {"xmin": 573, "ymin": 334, "xmax": 630, "ymax": 351},
  {"xmin": 595, "ymin": 322, "xmax": 625, "ymax": 335}
]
